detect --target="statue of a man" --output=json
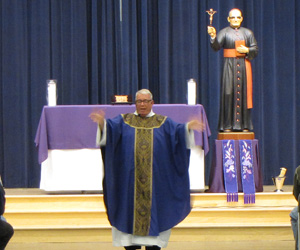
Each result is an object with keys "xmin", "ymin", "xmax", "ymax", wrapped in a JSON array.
[{"xmin": 207, "ymin": 8, "xmax": 258, "ymax": 132}]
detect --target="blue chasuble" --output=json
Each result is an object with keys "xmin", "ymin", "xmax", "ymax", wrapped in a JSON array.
[{"xmin": 102, "ymin": 113, "xmax": 191, "ymax": 236}]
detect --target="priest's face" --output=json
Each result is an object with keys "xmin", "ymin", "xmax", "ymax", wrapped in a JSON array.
[
  {"xmin": 227, "ymin": 9, "xmax": 243, "ymax": 28},
  {"xmin": 135, "ymin": 93, "xmax": 154, "ymax": 117}
]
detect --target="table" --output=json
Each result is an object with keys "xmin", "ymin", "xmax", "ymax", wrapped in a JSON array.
[
  {"xmin": 35, "ymin": 104, "xmax": 211, "ymax": 191},
  {"xmin": 207, "ymin": 139, "xmax": 263, "ymax": 193}
]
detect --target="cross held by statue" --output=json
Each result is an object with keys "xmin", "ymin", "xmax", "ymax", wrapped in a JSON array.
[{"xmin": 206, "ymin": 8, "xmax": 217, "ymax": 26}]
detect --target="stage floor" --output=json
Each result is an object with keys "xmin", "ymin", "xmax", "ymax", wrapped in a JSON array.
[{"xmin": 6, "ymin": 240, "xmax": 295, "ymax": 250}]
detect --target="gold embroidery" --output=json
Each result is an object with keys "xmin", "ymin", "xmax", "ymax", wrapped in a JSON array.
[{"xmin": 122, "ymin": 113, "xmax": 166, "ymax": 128}]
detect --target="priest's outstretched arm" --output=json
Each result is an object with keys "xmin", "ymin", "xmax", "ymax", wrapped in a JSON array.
[
  {"xmin": 89, "ymin": 110, "xmax": 107, "ymax": 146},
  {"xmin": 187, "ymin": 119, "xmax": 205, "ymax": 132},
  {"xmin": 89, "ymin": 110, "xmax": 105, "ymax": 130}
]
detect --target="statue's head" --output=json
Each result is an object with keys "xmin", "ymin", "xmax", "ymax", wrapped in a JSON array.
[{"xmin": 227, "ymin": 8, "xmax": 243, "ymax": 28}]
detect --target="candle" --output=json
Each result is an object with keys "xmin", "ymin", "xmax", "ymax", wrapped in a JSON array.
[
  {"xmin": 187, "ymin": 78, "xmax": 196, "ymax": 105},
  {"xmin": 47, "ymin": 80, "xmax": 57, "ymax": 106}
]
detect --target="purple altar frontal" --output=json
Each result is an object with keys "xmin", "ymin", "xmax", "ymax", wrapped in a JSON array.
[
  {"xmin": 35, "ymin": 104, "xmax": 211, "ymax": 164},
  {"xmin": 207, "ymin": 139, "xmax": 263, "ymax": 193}
]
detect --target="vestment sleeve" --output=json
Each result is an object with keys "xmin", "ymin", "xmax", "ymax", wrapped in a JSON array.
[
  {"xmin": 185, "ymin": 123, "xmax": 195, "ymax": 149},
  {"xmin": 96, "ymin": 120, "xmax": 107, "ymax": 146}
]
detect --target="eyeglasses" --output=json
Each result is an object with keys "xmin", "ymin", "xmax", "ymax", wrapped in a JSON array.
[
  {"xmin": 229, "ymin": 16, "xmax": 242, "ymax": 20},
  {"xmin": 135, "ymin": 99, "xmax": 152, "ymax": 104}
]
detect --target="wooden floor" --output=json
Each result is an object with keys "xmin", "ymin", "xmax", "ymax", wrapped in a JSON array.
[{"xmin": 3, "ymin": 186, "xmax": 296, "ymax": 250}]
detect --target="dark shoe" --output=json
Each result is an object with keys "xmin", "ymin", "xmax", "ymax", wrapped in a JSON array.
[
  {"xmin": 124, "ymin": 246, "xmax": 142, "ymax": 250},
  {"xmin": 145, "ymin": 246, "xmax": 161, "ymax": 250}
]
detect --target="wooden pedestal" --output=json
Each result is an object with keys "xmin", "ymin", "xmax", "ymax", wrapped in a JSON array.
[{"xmin": 217, "ymin": 132, "xmax": 255, "ymax": 140}]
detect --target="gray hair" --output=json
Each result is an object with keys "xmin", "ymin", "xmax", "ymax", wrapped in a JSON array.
[{"xmin": 135, "ymin": 89, "xmax": 153, "ymax": 100}]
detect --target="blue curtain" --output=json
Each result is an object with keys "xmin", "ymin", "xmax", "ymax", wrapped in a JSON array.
[{"xmin": 0, "ymin": 0, "xmax": 299, "ymax": 187}]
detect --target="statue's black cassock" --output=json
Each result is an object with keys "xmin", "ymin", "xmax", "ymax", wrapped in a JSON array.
[{"xmin": 211, "ymin": 26, "xmax": 258, "ymax": 131}]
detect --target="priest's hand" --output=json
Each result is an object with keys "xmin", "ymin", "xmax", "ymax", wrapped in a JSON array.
[
  {"xmin": 187, "ymin": 120, "xmax": 205, "ymax": 132},
  {"xmin": 236, "ymin": 45, "xmax": 249, "ymax": 54},
  {"xmin": 89, "ymin": 110, "xmax": 105, "ymax": 130},
  {"xmin": 207, "ymin": 26, "xmax": 216, "ymax": 39}
]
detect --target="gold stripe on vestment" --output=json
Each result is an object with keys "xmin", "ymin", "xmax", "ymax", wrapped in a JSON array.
[
  {"xmin": 122, "ymin": 114, "xmax": 166, "ymax": 236},
  {"xmin": 133, "ymin": 128, "xmax": 153, "ymax": 235}
]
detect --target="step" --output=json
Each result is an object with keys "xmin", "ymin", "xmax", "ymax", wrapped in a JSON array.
[
  {"xmin": 10, "ymin": 225, "xmax": 294, "ymax": 243},
  {"xmin": 3, "ymin": 189, "xmax": 296, "ymax": 243}
]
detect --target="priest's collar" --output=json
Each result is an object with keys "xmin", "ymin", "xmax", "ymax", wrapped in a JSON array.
[{"xmin": 134, "ymin": 110, "xmax": 155, "ymax": 117}]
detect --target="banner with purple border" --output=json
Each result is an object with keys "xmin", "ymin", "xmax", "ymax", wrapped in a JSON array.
[
  {"xmin": 239, "ymin": 140, "xmax": 255, "ymax": 204},
  {"xmin": 222, "ymin": 140, "xmax": 238, "ymax": 202}
]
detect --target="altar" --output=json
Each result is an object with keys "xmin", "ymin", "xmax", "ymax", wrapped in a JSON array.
[{"xmin": 35, "ymin": 104, "xmax": 211, "ymax": 192}]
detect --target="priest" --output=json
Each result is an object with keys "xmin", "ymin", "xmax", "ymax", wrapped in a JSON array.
[
  {"xmin": 90, "ymin": 89, "xmax": 203, "ymax": 250},
  {"xmin": 207, "ymin": 8, "xmax": 258, "ymax": 132}
]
